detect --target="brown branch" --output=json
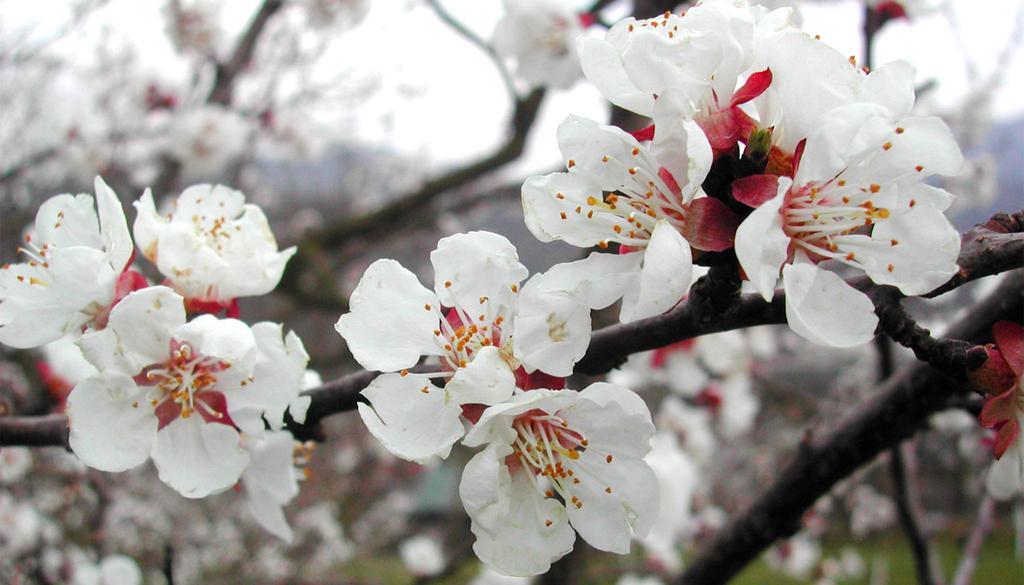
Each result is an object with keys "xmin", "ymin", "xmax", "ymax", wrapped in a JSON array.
[
  {"xmin": 276, "ymin": 88, "xmax": 546, "ymax": 309},
  {"xmin": 675, "ymin": 270, "xmax": 1023, "ymax": 585},
  {"xmin": 207, "ymin": 0, "xmax": 285, "ymax": 106},
  {"xmin": 2, "ymin": 215, "xmax": 1022, "ymax": 447},
  {"xmin": 0, "ymin": 414, "xmax": 68, "ymax": 448}
]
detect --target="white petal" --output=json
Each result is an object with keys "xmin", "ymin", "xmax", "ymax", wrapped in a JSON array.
[
  {"xmin": 357, "ymin": 373, "xmax": 464, "ymax": 463},
  {"xmin": 446, "ymin": 346, "xmax": 516, "ymax": 406},
  {"xmin": 620, "ymin": 221, "xmax": 692, "ymax": 322},
  {"xmin": 652, "ymin": 95, "xmax": 713, "ymax": 190},
  {"xmin": 174, "ymin": 314, "xmax": 257, "ymax": 372},
  {"xmin": 35, "ymin": 194, "xmax": 102, "ymax": 249},
  {"xmin": 537, "ymin": 252, "xmax": 641, "ymax": 310},
  {"xmin": 132, "ymin": 189, "xmax": 164, "ymax": 264},
  {"xmin": 578, "ymin": 382, "xmax": 653, "ymax": 425},
  {"xmin": 100, "ymin": 286, "xmax": 186, "ymax": 371},
  {"xmin": 513, "ymin": 275, "xmax": 594, "ymax": 377},
  {"xmin": 151, "ymin": 416, "xmax": 250, "ymax": 498},
  {"xmin": 431, "ymin": 231, "xmax": 527, "ymax": 310},
  {"xmin": 461, "ymin": 447, "xmax": 575, "ymax": 577},
  {"xmin": 93, "ymin": 176, "xmax": 133, "ymax": 273},
  {"xmin": 242, "ymin": 431, "xmax": 300, "ymax": 542},
  {"xmin": 986, "ymin": 438, "xmax": 1024, "ymax": 500},
  {"xmin": 66, "ymin": 374, "xmax": 156, "ymax": 472},
  {"xmin": 782, "ymin": 264, "xmax": 877, "ymax": 348},
  {"xmin": 863, "ymin": 206, "xmax": 960, "ymax": 295},
  {"xmin": 734, "ymin": 180, "xmax": 791, "ymax": 301},
  {"xmin": 335, "ymin": 259, "xmax": 442, "ymax": 372},
  {"xmin": 521, "ymin": 172, "xmax": 618, "ymax": 248},
  {"xmin": 0, "ymin": 248, "xmax": 116, "ymax": 348},
  {"xmin": 578, "ymin": 33, "xmax": 654, "ymax": 116},
  {"xmin": 230, "ymin": 323, "xmax": 309, "ymax": 433}
]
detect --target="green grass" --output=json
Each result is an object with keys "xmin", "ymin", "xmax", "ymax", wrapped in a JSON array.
[{"xmin": 732, "ymin": 533, "xmax": 1022, "ymax": 585}]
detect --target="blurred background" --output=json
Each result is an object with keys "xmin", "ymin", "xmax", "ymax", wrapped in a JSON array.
[{"xmin": 0, "ymin": 0, "xmax": 1022, "ymax": 583}]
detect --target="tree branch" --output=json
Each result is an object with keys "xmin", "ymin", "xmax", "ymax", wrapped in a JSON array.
[
  {"xmin": 276, "ymin": 88, "xmax": 546, "ymax": 308},
  {"xmin": 1, "ymin": 215, "xmax": 1022, "ymax": 446},
  {"xmin": 426, "ymin": 0, "xmax": 517, "ymax": 101},
  {"xmin": 889, "ymin": 443, "xmax": 944, "ymax": 585},
  {"xmin": 675, "ymin": 270, "xmax": 1023, "ymax": 585},
  {"xmin": 951, "ymin": 496, "xmax": 996, "ymax": 585},
  {"xmin": 207, "ymin": 0, "xmax": 285, "ymax": 106}
]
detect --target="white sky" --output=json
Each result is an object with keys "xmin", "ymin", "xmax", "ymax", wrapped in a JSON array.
[{"xmin": 2, "ymin": 0, "xmax": 1022, "ymax": 177}]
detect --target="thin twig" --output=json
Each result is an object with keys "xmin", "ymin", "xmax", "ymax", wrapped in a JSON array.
[
  {"xmin": 951, "ymin": 496, "xmax": 996, "ymax": 585},
  {"xmin": 889, "ymin": 442, "xmax": 944, "ymax": 585},
  {"xmin": 425, "ymin": 0, "xmax": 517, "ymax": 101}
]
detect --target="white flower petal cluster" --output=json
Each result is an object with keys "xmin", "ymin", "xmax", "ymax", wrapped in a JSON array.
[
  {"xmin": 0, "ymin": 177, "xmax": 132, "ymax": 348},
  {"xmin": 735, "ymin": 103, "xmax": 962, "ymax": 347},
  {"xmin": 521, "ymin": 0, "xmax": 965, "ymax": 348},
  {"xmin": 336, "ymin": 231, "xmax": 596, "ymax": 463},
  {"xmin": 67, "ymin": 286, "xmax": 309, "ymax": 499},
  {"xmin": 460, "ymin": 383, "xmax": 657, "ymax": 576},
  {"xmin": 135, "ymin": 184, "xmax": 296, "ymax": 305},
  {"xmin": 336, "ymin": 232, "xmax": 660, "ymax": 575}
]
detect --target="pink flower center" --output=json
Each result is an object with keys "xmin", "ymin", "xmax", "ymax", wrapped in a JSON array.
[
  {"xmin": 136, "ymin": 339, "xmax": 233, "ymax": 429},
  {"xmin": 508, "ymin": 410, "xmax": 589, "ymax": 508}
]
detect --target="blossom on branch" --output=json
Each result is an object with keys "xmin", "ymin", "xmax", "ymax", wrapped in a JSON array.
[
  {"xmin": 134, "ymin": 184, "xmax": 296, "ymax": 310},
  {"xmin": 734, "ymin": 103, "xmax": 962, "ymax": 347},
  {"xmin": 0, "ymin": 177, "xmax": 135, "ymax": 349},
  {"xmin": 460, "ymin": 383, "xmax": 657, "ymax": 576},
  {"xmin": 522, "ymin": 110, "xmax": 729, "ymax": 322},
  {"xmin": 335, "ymin": 231, "xmax": 588, "ymax": 463},
  {"xmin": 66, "ymin": 286, "xmax": 308, "ymax": 498}
]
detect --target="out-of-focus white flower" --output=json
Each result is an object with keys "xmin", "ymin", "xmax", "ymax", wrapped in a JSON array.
[
  {"xmin": 167, "ymin": 106, "xmax": 249, "ymax": 177},
  {"xmin": 134, "ymin": 184, "xmax": 296, "ymax": 306},
  {"xmin": 493, "ymin": 0, "xmax": 586, "ymax": 90},
  {"xmin": 67, "ymin": 287, "xmax": 308, "ymax": 498},
  {"xmin": 0, "ymin": 447, "xmax": 32, "ymax": 484},
  {"xmin": 735, "ymin": 103, "xmax": 962, "ymax": 348},
  {"xmin": 165, "ymin": 0, "xmax": 222, "ymax": 56},
  {"xmin": 460, "ymin": 383, "xmax": 657, "ymax": 576},
  {"xmin": 400, "ymin": 534, "xmax": 445, "ymax": 577},
  {"xmin": 849, "ymin": 485, "xmax": 896, "ymax": 538},
  {"xmin": 0, "ymin": 177, "xmax": 133, "ymax": 348},
  {"xmin": 657, "ymin": 397, "xmax": 717, "ymax": 465},
  {"xmin": 639, "ymin": 432, "xmax": 698, "ymax": 574},
  {"xmin": 929, "ymin": 409, "xmax": 977, "ymax": 433},
  {"xmin": 73, "ymin": 554, "xmax": 143, "ymax": 585},
  {"xmin": 294, "ymin": 502, "xmax": 355, "ymax": 570},
  {"xmin": 298, "ymin": 0, "xmax": 370, "ymax": 30},
  {"xmin": 616, "ymin": 575, "xmax": 665, "ymax": 585},
  {"xmin": 766, "ymin": 533, "xmax": 821, "ymax": 579},
  {"xmin": 337, "ymin": 231, "xmax": 587, "ymax": 463},
  {"xmin": 0, "ymin": 492, "xmax": 42, "ymax": 556}
]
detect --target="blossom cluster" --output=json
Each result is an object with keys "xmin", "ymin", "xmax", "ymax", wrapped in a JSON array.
[
  {"xmin": 0, "ymin": 177, "xmax": 310, "ymax": 541},
  {"xmin": 2, "ymin": 0, "xmax": 1009, "ymax": 580}
]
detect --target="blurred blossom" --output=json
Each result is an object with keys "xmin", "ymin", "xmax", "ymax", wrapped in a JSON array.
[
  {"xmin": 0, "ymin": 447, "xmax": 32, "ymax": 484},
  {"xmin": 765, "ymin": 533, "xmax": 822, "ymax": 579},
  {"xmin": 493, "ymin": 0, "xmax": 586, "ymax": 90},
  {"xmin": 400, "ymin": 533, "xmax": 445, "ymax": 577},
  {"xmin": 167, "ymin": 106, "xmax": 250, "ymax": 179},
  {"xmin": 72, "ymin": 554, "xmax": 143, "ymax": 585},
  {"xmin": 849, "ymin": 485, "xmax": 897, "ymax": 538}
]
